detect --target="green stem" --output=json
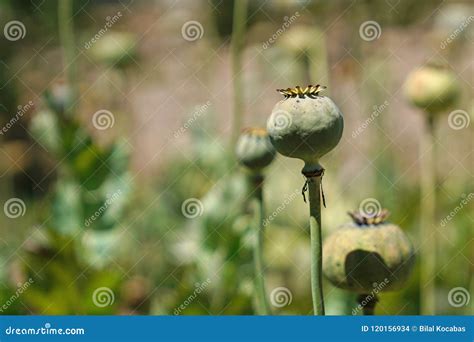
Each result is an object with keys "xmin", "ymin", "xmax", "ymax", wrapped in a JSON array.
[
  {"xmin": 303, "ymin": 163, "xmax": 325, "ymax": 315},
  {"xmin": 250, "ymin": 173, "xmax": 271, "ymax": 315},
  {"xmin": 419, "ymin": 115, "xmax": 436, "ymax": 315},
  {"xmin": 58, "ymin": 0, "xmax": 77, "ymax": 116},
  {"xmin": 230, "ymin": 0, "xmax": 248, "ymax": 146}
]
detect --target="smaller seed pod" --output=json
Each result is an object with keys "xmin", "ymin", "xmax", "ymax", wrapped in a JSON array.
[
  {"xmin": 44, "ymin": 82, "xmax": 73, "ymax": 115},
  {"xmin": 266, "ymin": 86, "xmax": 343, "ymax": 166},
  {"xmin": 89, "ymin": 32, "xmax": 137, "ymax": 67},
  {"xmin": 235, "ymin": 128, "xmax": 276, "ymax": 172},
  {"xmin": 323, "ymin": 210, "xmax": 415, "ymax": 294},
  {"xmin": 404, "ymin": 62, "xmax": 460, "ymax": 114}
]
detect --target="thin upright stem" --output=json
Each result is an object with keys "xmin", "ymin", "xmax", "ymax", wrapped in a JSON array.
[
  {"xmin": 58, "ymin": 0, "xmax": 77, "ymax": 116},
  {"xmin": 250, "ymin": 173, "xmax": 271, "ymax": 315},
  {"xmin": 230, "ymin": 0, "xmax": 248, "ymax": 146},
  {"xmin": 419, "ymin": 115, "xmax": 436, "ymax": 315},
  {"xmin": 303, "ymin": 163, "xmax": 325, "ymax": 315}
]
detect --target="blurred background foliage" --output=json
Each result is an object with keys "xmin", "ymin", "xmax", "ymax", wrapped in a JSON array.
[{"xmin": 0, "ymin": 0, "xmax": 472, "ymax": 315}]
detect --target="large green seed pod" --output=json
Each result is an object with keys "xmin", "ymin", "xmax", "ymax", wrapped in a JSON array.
[
  {"xmin": 235, "ymin": 128, "xmax": 276, "ymax": 171},
  {"xmin": 323, "ymin": 210, "xmax": 415, "ymax": 294},
  {"xmin": 267, "ymin": 92, "xmax": 343, "ymax": 165},
  {"xmin": 404, "ymin": 63, "xmax": 460, "ymax": 114}
]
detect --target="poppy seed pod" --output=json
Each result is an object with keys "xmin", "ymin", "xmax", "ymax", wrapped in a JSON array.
[
  {"xmin": 235, "ymin": 128, "xmax": 276, "ymax": 172},
  {"xmin": 267, "ymin": 89, "xmax": 343, "ymax": 165},
  {"xmin": 404, "ymin": 63, "xmax": 460, "ymax": 114},
  {"xmin": 323, "ymin": 210, "xmax": 415, "ymax": 294}
]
